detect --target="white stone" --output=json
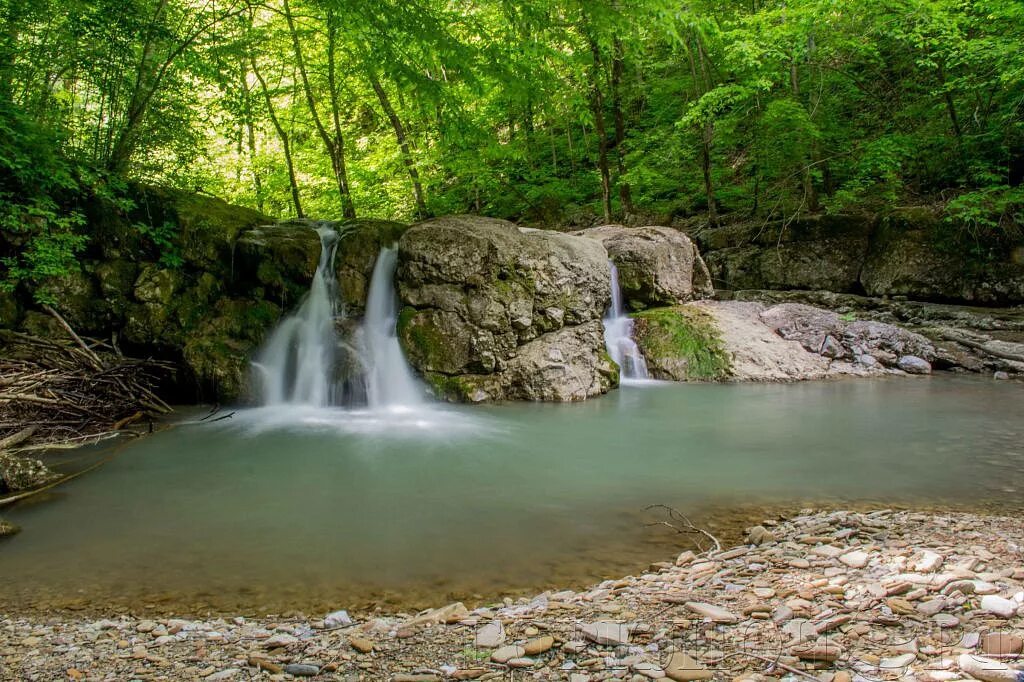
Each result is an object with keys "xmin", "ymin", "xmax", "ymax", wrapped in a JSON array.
[
  {"xmin": 324, "ymin": 610, "xmax": 352, "ymax": 628},
  {"xmin": 840, "ymin": 550, "xmax": 870, "ymax": 568},
  {"xmin": 581, "ymin": 622, "xmax": 631, "ymax": 646},
  {"xmin": 881, "ymin": 654, "xmax": 917, "ymax": 670},
  {"xmin": 980, "ymin": 595, "xmax": 1017, "ymax": 618},
  {"xmin": 915, "ymin": 551, "xmax": 944, "ymax": 573},
  {"xmin": 684, "ymin": 602, "xmax": 739, "ymax": 623},
  {"xmin": 475, "ymin": 621, "xmax": 505, "ymax": 648},
  {"xmin": 959, "ymin": 653, "xmax": 1024, "ymax": 682}
]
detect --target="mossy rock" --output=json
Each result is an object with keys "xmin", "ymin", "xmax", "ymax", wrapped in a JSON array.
[
  {"xmin": 397, "ymin": 306, "xmax": 476, "ymax": 374},
  {"xmin": 0, "ymin": 518, "xmax": 21, "ymax": 538},
  {"xmin": 335, "ymin": 219, "xmax": 409, "ymax": 315},
  {"xmin": 180, "ymin": 298, "xmax": 282, "ymax": 402},
  {"xmin": 0, "ymin": 289, "xmax": 22, "ymax": 329},
  {"xmin": 423, "ymin": 371, "xmax": 494, "ymax": 402},
  {"xmin": 632, "ymin": 306, "xmax": 732, "ymax": 381},
  {"xmin": 40, "ymin": 267, "xmax": 102, "ymax": 332}
]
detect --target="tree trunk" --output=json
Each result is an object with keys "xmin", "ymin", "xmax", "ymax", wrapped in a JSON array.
[
  {"xmin": 284, "ymin": 0, "xmax": 355, "ymax": 218},
  {"xmin": 690, "ymin": 33, "xmax": 717, "ymax": 225},
  {"xmin": 790, "ymin": 55, "xmax": 818, "ymax": 211},
  {"xmin": 586, "ymin": 29, "xmax": 612, "ymax": 223},
  {"xmin": 610, "ymin": 37, "xmax": 634, "ymax": 215},
  {"xmin": 250, "ymin": 55, "xmax": 303, "ymax": 218},
  {"xmin": 367, "ymin": 69, "xmax": 429, "ymax": 219},
  {"xmin": 239, "ymin": 58, "xmax": 264, "ymax": 212}
]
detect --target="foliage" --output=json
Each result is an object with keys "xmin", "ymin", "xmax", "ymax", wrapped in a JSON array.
[
  {"xmin": 0, "ymin": 0, "xmax": 1022, "ymax": 258},
  {"xmin": 0, "ymin": 98, "xmax": 87, "ymax": 303}
]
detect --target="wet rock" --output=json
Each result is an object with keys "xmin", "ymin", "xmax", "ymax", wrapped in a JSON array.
[
  {"xmin": 0, "ymin": 454, "xmax": 59, "ymax": 492},
  {"xmin": 397, "ymin": 216, "xmax": 616, "ymax": 402},
  {"xmin": 574, "ymin": 224, "xmax": 715, "ymax": 307},
  {"xmin": 898, "ymin": 355, "xmax": 932, "ymax": 374},
  {"xmin": 283, "ymin": 663, "xmax": 320, "ymax": 677}
]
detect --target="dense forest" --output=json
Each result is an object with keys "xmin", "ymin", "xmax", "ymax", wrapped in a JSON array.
[{"xmin": 1, "ymin": 0, "xmax": 1023, "ymax": 300}]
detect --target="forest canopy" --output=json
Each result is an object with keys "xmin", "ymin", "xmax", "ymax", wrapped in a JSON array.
[{"xmin": 1, "ymin": 0, "xmax": 1023, "ymax": 295}]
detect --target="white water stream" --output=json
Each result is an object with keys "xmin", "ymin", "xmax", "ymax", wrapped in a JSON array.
[
  {"xmin": 253, "ymin": 225, "xmax": 340, "ymax": 406},
  {"xmin": 359, "ymin": 246, "xmax": 423, "ymax": 408},
  {"xmin": 253, "ymin": 226, "xmax": 422, "ymax": 411},
  {"xmin": 603, "ymin": 261, "xmax": 650, "ymax": 381}
]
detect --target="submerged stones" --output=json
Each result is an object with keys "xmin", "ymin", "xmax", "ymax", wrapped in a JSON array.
[
  {"xmin": 0, "ymin": 518, "xmax": 21, "ymax": 537},
  {"xmin": 0, "ymin": 453, "xmax": 59, "ymax": 493}
]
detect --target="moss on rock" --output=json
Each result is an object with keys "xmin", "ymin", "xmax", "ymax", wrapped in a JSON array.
[{"xmin": 632, "ymin": 306, "xmax": 732, "ymax": 381}]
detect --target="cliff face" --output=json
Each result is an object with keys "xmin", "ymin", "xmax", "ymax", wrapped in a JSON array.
[
  {"xmin": 0, "ymin": 186, "xmax": 405, "ymax": 403},
  {"xmin": 693, "ymin": 208, "xmax": 1024, "ymax": 305}
]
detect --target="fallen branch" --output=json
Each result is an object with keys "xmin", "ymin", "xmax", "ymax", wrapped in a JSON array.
[
  {"xmin": 43, "ymin": 304, "xmax": 104, "ymax": 370},
  {"xmin": 644, "ymin": 504, "xmax": 722, "ymax": 554},
  {"xmin": 0, "ymin": 329, "xmax": 174, "ymax": 450},
  {"xmin": 0, "ymin": 426, "xmax": 36, "ymax": 450},
  {"xmin": 937, "ymin": 330, "xmax": 1024, "ymax": 364},
  {"xmin": 718, "ymin": 651, "xmax": 823, "ymax": 681}
]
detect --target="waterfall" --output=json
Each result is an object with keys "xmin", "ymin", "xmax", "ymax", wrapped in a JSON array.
[
  {"xmin": 603, "ymin": 261, "xmax": 650, "ymax": 381},
  {"xmin": 359, "ymin": 246, "xmax": 423, "ymax": 408},
  {"xmin": 253, "ymin": 225, "xmax": 340, "ymax": 406}
]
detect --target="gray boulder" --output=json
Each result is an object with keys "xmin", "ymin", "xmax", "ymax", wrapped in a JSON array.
[
  {"xmin": 897, "ymin": 355, "xmax": 933, "ymax": 374},
  {"xmin": 575, "ymin": 224, "xmax": 714, "ymax": 308},
  {"xmin": 759, "ymin": 303, "xmax": 936, "ymax": 368},
  {"xmin": 396, "ymin": 216, "xmax": 617, "ymax": 401}
]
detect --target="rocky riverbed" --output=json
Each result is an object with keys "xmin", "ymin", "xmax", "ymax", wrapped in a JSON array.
[{"xmin": 4, "ymin": 508, "xmax": 1023, "ymax": 681}]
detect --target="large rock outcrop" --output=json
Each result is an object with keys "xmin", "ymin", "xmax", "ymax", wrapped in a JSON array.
[
  {"xmin": 396, "ymin": 216, "xmax": 617, "ymax": 402},
  {"xmin": 1, "ymin": 184, "xmax": 408, "ymax": 403},
  {"xmin": 759, "ymin": 303, "xmax": 937, "ymax": 371},
  {"xmin": 575, "ymin": 225, "xmax": 714, "ymax": 308},
  {"xmin": 693, "ymin": 209, "xmax": 1024, "ymax": 304}
]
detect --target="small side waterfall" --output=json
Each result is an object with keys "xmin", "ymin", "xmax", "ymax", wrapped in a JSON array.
[
  {"xmin": 253, "ymin": 226, "xmax": 340, "ymax": 406},
  {"xmin": 360, "ymin": 246, "xmax": 423, "ymax": 408},
  {"xmin": 603, "ymin": 261, "xmax": 650, "ymax": 381}
]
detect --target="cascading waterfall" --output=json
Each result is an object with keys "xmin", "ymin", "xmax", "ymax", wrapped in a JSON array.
[
  {"xmin": 359, "ymin": 246, "xmax": 423, "ymax": 408},
  {"xmin": 252, "ymin": 226, "xmax": 424, "ymax": 411},
  {"xmin": 603, "ymin": 261, "xmax": 650, "ymax": 381},
  {"xmin": 253, "ymin": 225, "xmax": 340, "ymax": 406}
]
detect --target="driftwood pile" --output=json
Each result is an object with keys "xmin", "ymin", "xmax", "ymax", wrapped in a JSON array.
[{"xmin": 0, "ymin": 315, "xmax": 175, "ymax": 451}]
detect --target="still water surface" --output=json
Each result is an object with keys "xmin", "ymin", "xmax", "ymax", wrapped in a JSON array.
[{"xmin": 2, "ymin": 376, "xmax": 1022, "ymax": 614}]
